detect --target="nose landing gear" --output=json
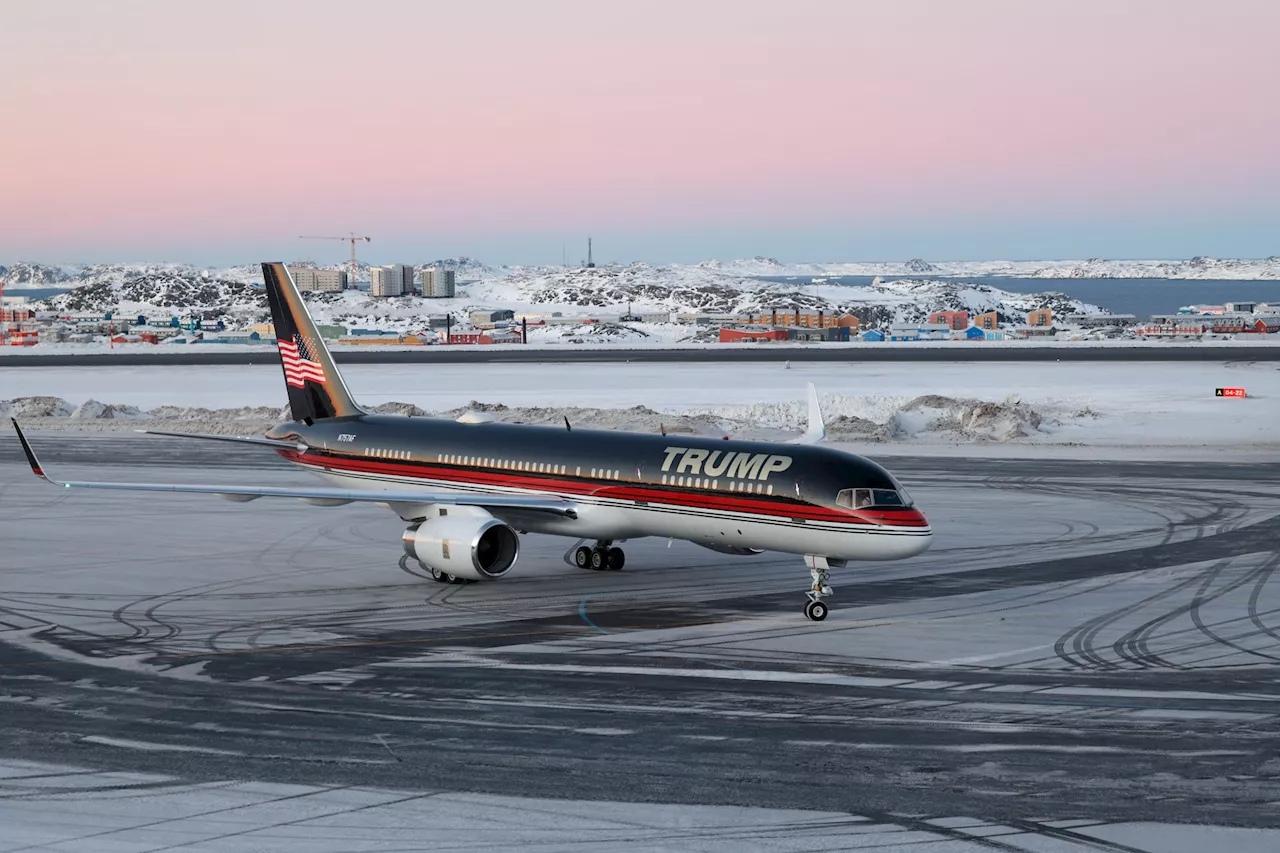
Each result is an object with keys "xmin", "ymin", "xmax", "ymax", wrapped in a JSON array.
[
  {"xmin": 573, "ymin": 540, "xmax": 626, "ymax": 571},
  {"xmin": 803, "ymin": 556, "xmax": 840, "ymax": 621}
]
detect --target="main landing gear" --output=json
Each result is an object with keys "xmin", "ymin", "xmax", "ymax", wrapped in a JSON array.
[
  {"xmin": 573, "ymin": 540, "xmax": 626, "ymax": 571},
  {"xmin": 398, "ymin": 554, "xmax": 471, "ymax": 585},
  {"xmin": 803, "ymin": 556, "xmax": 838, "ymax": 621},
  {"xmin": 429, "ymin": 566, "xmax": 470, "ymax": 585}
]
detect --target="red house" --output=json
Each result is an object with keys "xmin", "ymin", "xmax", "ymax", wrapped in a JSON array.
[
  {"xmin": 928, "ymin": 310, "xmax": 969, "ymax": 330},
  {"xmin": 719, "ymin": 328, "xmax": 788, "ymax": 343}
]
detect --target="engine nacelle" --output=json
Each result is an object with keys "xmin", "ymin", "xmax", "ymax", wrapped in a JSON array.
[{"xmin": 402, "ymin": 510, "xmax": 519, "ymax": 580}]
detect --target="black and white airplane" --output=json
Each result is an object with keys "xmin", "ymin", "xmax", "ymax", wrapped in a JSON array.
[{"xmin": 11, "ymin": 262, "xmax": 931, "ymax": 621}]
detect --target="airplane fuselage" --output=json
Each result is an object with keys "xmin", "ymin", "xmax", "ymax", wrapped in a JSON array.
[{"xmin": 267, "ymin": 414, "xmax": 932, "ymax": 561}]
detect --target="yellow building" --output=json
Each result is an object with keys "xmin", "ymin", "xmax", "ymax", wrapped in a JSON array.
[{"xmin": 746, "ymin": 312, "xmax": 858, "ymax": 329}]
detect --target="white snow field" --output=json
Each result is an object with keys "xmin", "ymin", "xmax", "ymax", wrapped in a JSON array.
[
  {"xmin": 2, "ymin": 360, "xmax": 1278, "ymax": 452},
  {"xmin": 0, "ymin": 758, "xmax": 1274, "ymax": 853}
]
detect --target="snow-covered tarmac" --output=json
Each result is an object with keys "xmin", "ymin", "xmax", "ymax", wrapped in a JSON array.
[
  {"xmin": 3, "ymin": 757, "xmax": 1275, "ymax": 853},
  {"xmin": 3, "ymin": 358, "xmax": 1280, "ymax": 848},
  {"xmin": 3, "ymin": 436, "xmax": 1280, "ymax": 847}
]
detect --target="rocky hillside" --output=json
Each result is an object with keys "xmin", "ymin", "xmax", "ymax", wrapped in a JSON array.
[
  {"xmin": 27, "ymin": 261, "xmax": 1105, "ymax": 332},
  {"xmin": 42, "ymin": 270, "xmax": 267, "ymax": 326}
]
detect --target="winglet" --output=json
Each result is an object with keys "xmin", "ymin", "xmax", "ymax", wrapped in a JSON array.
[
  {"xmin": 788, "ymin": 382, "xmax": 827, "ymax": 445},
  {"xmin": 11, "ymin": 419, "xmax": 51, "ymax": 481}
]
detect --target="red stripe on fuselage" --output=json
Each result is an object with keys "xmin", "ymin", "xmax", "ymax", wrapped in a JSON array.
[{"xmin": 278, "ymin": 449, "xmax": 929, "ymax": 528}]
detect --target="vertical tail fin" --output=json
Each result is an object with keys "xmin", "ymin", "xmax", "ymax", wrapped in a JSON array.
[{"xmin": 262, "ymin": 262, "xmax": 362, "ymax": 423}]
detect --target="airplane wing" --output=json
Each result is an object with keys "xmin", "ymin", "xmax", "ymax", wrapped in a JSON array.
[
  {"xmin": 787, "ymin": 382, "xmax": 827, "ymax": 445},
  {"xmin": 11, "ymin": 419, "xmax": 577, "ymax": 520}
]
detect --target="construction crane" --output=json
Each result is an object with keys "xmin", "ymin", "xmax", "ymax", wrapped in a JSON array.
[
  {"xmin": 0, "ymin": 268, "xmax": 8, "ymax": 346},
  {"xmin": 299, "ymin": 233, "xmax": 372, "ymax": 285}
]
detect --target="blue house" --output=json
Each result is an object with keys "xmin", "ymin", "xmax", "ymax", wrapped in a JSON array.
[
  {"xmin": 860, "ymin": 329, "xmax": 885, "ymax": 342},
  {"xmin": 964, "ymin": 326, "xmax": 987, "ymax": 340}
]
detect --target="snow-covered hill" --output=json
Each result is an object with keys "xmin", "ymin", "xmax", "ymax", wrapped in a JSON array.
[
  {"xmin": 699, "ymin": 256, "xmax": 1280, "ymax": 280},
  {"xmin": 0, "ymin": 262, "xmax": 76, "ymax": 287},
  {"xmin": 28, "ymin": 261, "xmax": 1105, "ymax": 333},
  {"xmin": 7, "ymin": 255, "xmax": 1277, "ymax": 296},
  {"xmin": 42, "ymin": 270, "xmax": 267, "ymax": 327}
]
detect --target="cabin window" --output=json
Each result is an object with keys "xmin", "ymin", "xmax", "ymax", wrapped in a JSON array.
[{"xmin": 767, "ymin": 484, "xmax": 773, "ymax": 495}]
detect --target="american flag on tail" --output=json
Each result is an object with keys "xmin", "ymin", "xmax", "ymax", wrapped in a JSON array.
[{"xmin": 278, "ymin": 333, "xmax": 327, "ymax": 388}]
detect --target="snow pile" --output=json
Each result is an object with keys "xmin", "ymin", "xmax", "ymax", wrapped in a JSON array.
[
  {"xmin": 687, "ymin": 393, "xmax": 1057, "ymax": 443},
  {"xmin": 0, "ymin": 396, "xmax": 75, "ymax": 418},
  {"xmin": 69, "ymin": 400, "xmax": 146, "ymax": 420},
  {"xmin": 441, "ymin": 401, "xmax": 728, "ymax": 436},
  {"xmin": 548, "ymin": 322, "xmax": 653, "ymax": 343},
  {"xmin": 887, "ymin": 395, "xmax": 1046, "ymax": 441},
  {"xmin": 144, "ymin": 404, "xmax": 290, "ymax": 422}
]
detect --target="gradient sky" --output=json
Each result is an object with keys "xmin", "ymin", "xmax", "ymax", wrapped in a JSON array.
[{"xmin": 1, "ymin": 0, "xmax": 1277, "ymax": 266}]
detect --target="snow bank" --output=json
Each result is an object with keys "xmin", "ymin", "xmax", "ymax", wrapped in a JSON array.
[
  {"xmin": 685, "ymin": 393, "xmax": 1056, "ymax": 443},
  {"xmin": 0, "ymin": 393, "xmax": 1064, "ymax": 444},
  {"xmin": 0, "ymin": 396, "xmax": 74, "ymax": 418}
]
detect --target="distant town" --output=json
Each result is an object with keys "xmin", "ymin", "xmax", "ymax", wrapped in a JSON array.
[{"xmin": 1, "ymin": 261, "xmax": 1278, "ymax": 348}]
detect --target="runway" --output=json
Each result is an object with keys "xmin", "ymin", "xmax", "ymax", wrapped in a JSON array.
[{"xmin": 3, "ymin": 435, "xmax": 1280, "ymax": 851}]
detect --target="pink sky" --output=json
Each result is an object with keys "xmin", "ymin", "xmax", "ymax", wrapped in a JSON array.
[{"xmin": 1, "ymin": 0, "xmax": 1277, "ymax": 264}]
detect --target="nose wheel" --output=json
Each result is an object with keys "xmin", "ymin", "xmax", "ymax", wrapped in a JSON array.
[
  {"xmin": 803, "ymin": 598, "xmax": 828, "ymax": 621},
  {"xmin": 804, "ymin": 562, "xmax": 833, "ymax": 621},
  {"xmin": 574, "ymin": 541, "xmax": 625, "ymax": 571}
]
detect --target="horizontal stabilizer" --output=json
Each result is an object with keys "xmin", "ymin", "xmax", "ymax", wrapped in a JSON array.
[{"xmin": 137, "ymin": 429, "xmax": 305, "ymax": 450}]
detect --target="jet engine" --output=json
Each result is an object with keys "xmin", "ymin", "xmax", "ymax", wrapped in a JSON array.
[{"xmin": 402, "ymin": 510, "xmax": 519, "ymax": 580}]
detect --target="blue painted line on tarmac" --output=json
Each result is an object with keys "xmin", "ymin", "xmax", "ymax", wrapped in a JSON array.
[{"xmin": 578, "ymin": 597, "xmax": 609, "ymax": 635}]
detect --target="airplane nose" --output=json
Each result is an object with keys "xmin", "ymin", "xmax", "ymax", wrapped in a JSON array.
[{"xmin": 907, "ymin": 524, "xmax": 933, "ymax": 556}]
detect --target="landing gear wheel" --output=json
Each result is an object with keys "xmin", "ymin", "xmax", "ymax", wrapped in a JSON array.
[
  {"xmin": 804, "ymin": 600, "xmax": 828, "ymax": 622},
  {"xmin": 574, "ymin": 546, "xmax": 593, "ymax": 569},
  {"xmin": 448, "ymin": 574, "xmax": 468, "ymax": 585},
  {"xmin": 590, "ymin": 549, "xmax": 607, "ymax": 571},
  {"xmin": 605, "ymin": 547, "xmax": 625, "ymax": 571},
  {"xmin": 429, "ymin": 566, "xmax": 450, "ymax": 584}
]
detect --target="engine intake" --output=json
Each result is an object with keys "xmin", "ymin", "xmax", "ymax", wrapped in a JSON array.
[{"xmin": 402, "ymin": 511, "xmax": 519, "ymax": 580}]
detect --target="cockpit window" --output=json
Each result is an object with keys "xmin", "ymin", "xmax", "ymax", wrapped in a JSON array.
[{"xmin": 837, "ymin": 488, "xmax": 912, "ymax": 509}]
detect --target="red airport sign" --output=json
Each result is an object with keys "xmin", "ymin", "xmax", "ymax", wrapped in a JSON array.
[{"xmin": 1215, "ymin": 388, "xmax": 1247, "ymax": 398}]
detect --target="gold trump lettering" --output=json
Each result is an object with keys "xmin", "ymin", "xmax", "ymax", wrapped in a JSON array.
[{"xmin": 660, "ymin": 446, "xmax": 792, "ymax": 481}]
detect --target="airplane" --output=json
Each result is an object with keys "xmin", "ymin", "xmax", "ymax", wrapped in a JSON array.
[{"xmin": 10, "ymin": 262, "xmax": 932, "ymax": 622}]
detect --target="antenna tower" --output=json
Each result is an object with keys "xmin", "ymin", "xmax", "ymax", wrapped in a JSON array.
[{"xmin": 586, "ymin": 237, "xmax": 595, "ymax": 268}]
